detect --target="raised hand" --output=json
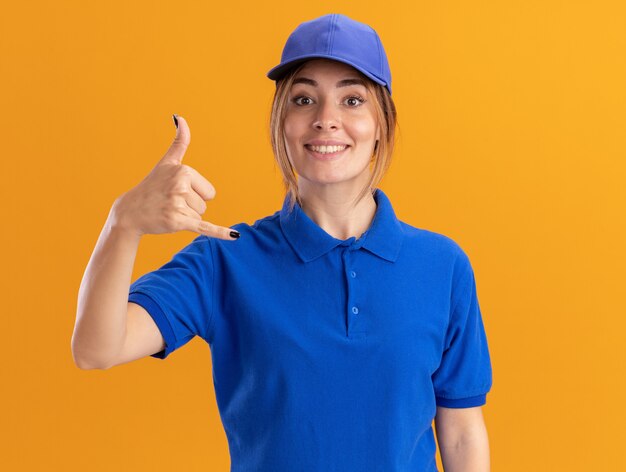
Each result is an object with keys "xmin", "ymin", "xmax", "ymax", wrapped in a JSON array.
[{"xmin": 111, "ymin": 115, "xmax": 240, "ymax": 241}]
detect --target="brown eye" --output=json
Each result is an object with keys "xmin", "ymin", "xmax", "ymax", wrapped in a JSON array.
[
  {"xmin": 293, "ymin": 96, "xmax": 313, "ymax": 106},
  {"xmin": 345, "ymin": 95, "xmax": 365, "ymax": 107}
]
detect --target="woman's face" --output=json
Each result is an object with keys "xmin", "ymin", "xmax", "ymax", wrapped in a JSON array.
[{"xmin": 283, "ymin": 59, "xmax": 380, "ymax": 194}]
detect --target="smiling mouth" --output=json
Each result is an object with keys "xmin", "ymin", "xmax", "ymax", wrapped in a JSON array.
[{"xmin": 304, "ymin": 144, "xmax": 350, "ymax": 157}]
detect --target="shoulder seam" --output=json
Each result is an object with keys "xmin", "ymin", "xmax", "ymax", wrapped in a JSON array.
[
  {"xmin": 449, "ymin": 247, "xmax": 474, "ymax": 318},
  {"xmin": 253, "ymin": 212, "xmax": 280, "ymax": 230},
  {"xmin": 205, "ymin": 236, "xmax": 217, "ymax": 344}
]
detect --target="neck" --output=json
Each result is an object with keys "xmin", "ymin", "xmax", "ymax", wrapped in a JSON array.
[{"xmin": 299, "ymin": 184, "xmax": 377, "ymax": 241}]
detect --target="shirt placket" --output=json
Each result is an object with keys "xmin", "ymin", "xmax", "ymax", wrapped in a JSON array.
[{"xmin": 339, "ymin": 238, "xmax": 366, "ymax": 340}]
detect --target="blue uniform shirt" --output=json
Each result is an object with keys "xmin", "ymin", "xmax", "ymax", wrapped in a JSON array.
[{"xmin": 128, "ymin": 188, "xmax": 493, "ymax": 471}]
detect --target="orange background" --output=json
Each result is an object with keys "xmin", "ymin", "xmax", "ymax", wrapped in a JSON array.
[{"xmin": 1, "ymin": 1, "xmax": 625, "ymax": 470}]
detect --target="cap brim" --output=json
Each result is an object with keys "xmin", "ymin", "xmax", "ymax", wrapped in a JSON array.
[{"xmin": 266, "ymin": 54, "xmax": 388, "ymax": 89}]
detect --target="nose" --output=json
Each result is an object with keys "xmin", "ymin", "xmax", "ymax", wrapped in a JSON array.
[{"xmin": 312, "ymin": 99, "xmax": 340, "ymax": 131}]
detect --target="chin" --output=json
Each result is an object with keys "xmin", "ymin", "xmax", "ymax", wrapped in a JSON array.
[
  {"xmin": 293, "ymin": 159, "xmax": 371, "ymax": 188},
  {"xmin": 300, "ymin": 170, "xmax": 369, "ymax": 188}
]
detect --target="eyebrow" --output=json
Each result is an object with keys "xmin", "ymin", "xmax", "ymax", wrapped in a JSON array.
[{"xmin": 291, "ymin": 77, "xmax": 367, "ymax": 88}]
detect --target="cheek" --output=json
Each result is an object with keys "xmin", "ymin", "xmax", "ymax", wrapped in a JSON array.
[
  {"xmin": 351, "ymin": 120, "xmax": 376, "ymax": 143},
  {"xmin": 282, "ymin": 119, "xmax": 304, "ymax": 168},
  {"xmin": 351, "ymin": 115, "xmax": 378, "ymax": 140},
  {"xmin": 283, "ymin": 119, "xmax": 302, "ymax": 148}
]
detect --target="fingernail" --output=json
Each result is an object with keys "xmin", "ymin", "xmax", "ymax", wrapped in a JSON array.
[
  {"xmin": 230, "ymin": 231, "xmax": 240, "ymax": 239},
  {"xmin": 172, "ymin": 114, "xmax": 179, "ymax": 129}
]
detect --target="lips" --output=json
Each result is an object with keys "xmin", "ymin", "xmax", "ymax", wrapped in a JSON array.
[
  {"xmin": 305, "ymin": 144, "xmax": 348, "ymax": 153},
  {"xmin": 305, "ymin": 140, "xmax": 349, "ymax": 146},
  {"xmin": 304, "ymin": 144, "xmax": 349, "ymax": 160}
]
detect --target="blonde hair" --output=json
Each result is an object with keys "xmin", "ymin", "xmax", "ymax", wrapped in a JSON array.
[{"xmin": 269, "ymin": 61, "xmax": 398, "ymax": 213}]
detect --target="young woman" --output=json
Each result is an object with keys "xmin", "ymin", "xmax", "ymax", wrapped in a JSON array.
[{"xmin": 73, "ymin": 13, "xmax": 492, "ymax": 471}]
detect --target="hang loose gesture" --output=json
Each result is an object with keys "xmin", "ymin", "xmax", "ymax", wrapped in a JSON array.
[
  {"xmin": 111, "ymin": 115, "xmax": 240, "ymax": 241},
  {"xmin": 72, "ymin": 114, "xmax": 239, "ymax": 369}
]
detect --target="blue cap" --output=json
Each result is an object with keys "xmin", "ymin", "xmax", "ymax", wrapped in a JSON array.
[{"xmin": 267, "ymin": 13, "xmax": 392, "ymax": 96}]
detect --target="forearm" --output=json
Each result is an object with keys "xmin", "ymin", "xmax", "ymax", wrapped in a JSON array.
[
  {"xmin": 439, "ymin": 428, "xmax": 490, "ymax": 472},
  {"xmin": 72, "ymin": 197, "xmax": 141, "ymax": 369}
]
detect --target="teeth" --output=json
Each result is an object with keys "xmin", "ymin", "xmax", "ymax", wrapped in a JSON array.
[{"xmin": 307, "ymin": 145, "xmax": 347, "ymax": 154}]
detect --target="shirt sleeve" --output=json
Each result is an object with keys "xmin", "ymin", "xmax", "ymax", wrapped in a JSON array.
[
  {"xmin": 128, "ymin": 234, "xmax": 214, "ymax": 360},
  {"xmin": 432, "ymin": 249, "xmax": 493, "ymax": 408}
]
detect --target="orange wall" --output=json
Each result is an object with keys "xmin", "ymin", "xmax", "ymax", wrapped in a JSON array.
[{"xmin": 1, "ymin": 1, "xmax": 624, "ymax": 470}]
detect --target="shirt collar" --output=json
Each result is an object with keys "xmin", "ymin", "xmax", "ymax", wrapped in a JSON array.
[{"xmin": 279, "ymin": 188, "xmax": 404, "ymax": 263}]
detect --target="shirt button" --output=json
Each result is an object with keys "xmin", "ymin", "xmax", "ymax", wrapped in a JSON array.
[
  {"xmin": 350, "ymin": 271, "xmax": 357, "ymax": 278},
  {"xmin": 352, "ymin": 306, "xmax": 359, "ymax": 315}
]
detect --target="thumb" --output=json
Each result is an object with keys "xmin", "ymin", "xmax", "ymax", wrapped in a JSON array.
[{"xmin": 158, "ymin": 114, "xmax": 191, "ymax": 166}]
